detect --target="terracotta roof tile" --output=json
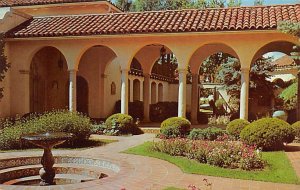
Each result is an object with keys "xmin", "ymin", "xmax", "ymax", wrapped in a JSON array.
[
  {"xmin": 0, "ymin": 0, "xmax": 114, "ymax": 7},
  {"xmin": 7, "ymin": 4, "xmax": 300, "ymax": 38}
]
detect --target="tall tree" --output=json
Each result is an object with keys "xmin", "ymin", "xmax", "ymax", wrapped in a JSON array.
[
  {"xmin": 115, "ymin": 0, "xmax": 133, "ymax": 11},
  {"xmin": 254, "ymin": 0, "xmax": 264, "ymax": 5},
  {"xmin": 277, "ymin": 21, "xmax": 300, "ymax": 120},
  {"xmin": 0, "ymin": 33, "xmax": 10, "ymax": 100}
]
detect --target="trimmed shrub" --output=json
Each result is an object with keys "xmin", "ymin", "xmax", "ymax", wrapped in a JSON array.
[
  {"xmin": 292, "ymin": 121, "xmax": 300, "ymax": 140},
  {"xmin": 240, "ymin": 118, "xmax": 295, "ymax": 150},
  {"xmin": 104, "ymin": 113, "xmax": 143, "ymax": 135},
  {"xmin": 105, "ymin": 113, "xmax": 133, "ymax": 135},
  {"xmin": 160, "ymin": 117, "xmax": 191, "ymax": 138},
  {"xmin": 188, "ymin": 127, "xmax": 226, "ymax": 141},
  {"xmin": 0, "ymin": 110, "xmax": 93, "ymax": 150},
  {"xmin": 226, "ymin": 119, "xmax": 250, "ymax": 139}
]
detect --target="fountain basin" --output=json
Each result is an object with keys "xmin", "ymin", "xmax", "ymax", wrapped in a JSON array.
[{"xmin": 0, "ymin": 156, "xmax": 120, "ymax": 186}]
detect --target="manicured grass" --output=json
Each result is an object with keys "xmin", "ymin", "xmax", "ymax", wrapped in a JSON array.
[{"xmin": 123, "ymin": 142, "xmax": 300, "ymax": 184}]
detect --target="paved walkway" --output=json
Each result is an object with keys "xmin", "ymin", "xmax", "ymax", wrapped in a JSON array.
[{"xmin": 0, "ymin": 134, "xmax": 300, "ymax": 190}]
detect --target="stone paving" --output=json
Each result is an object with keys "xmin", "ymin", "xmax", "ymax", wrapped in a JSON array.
[{"xmin": 0, "ymin": 134, "xmax": 300, "ymax": 190}]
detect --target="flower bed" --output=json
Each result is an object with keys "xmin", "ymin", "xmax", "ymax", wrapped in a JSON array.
[{"xmin": 152, "ymin": 137, "xmax": 265, "ymax": 170}]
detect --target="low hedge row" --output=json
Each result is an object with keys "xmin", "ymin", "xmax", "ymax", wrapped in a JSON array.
[
  {"xmin": 0, "ymin": 110, "xmax": 92, "ymax": 150},
  {"xmin": 159, "ymin": 116, "xmax": 297, "ymax": 151}
]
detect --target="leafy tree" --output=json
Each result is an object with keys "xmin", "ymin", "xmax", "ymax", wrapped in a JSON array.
[
  {"xmin": 254, "ymin": 0, "xmax": 264, "ymax": 5},
  {"xmin": 277, "ymin": 21, "xmax": 300, "ymax": 118},
  {"xmin": 216, "ymin": 56, "xmax": 275, "ymax": 99},
  {"xmin": 0, "ymin": 33, "xmax": 10, "ymax": 100},
  {"xmin": 115, "ymin": 0, "xmax": 133, "ymax": 11}
]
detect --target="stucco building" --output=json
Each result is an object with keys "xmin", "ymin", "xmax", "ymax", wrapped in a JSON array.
[{"xmin": 0, "ymin": 0, "xmax": 299, "ymax": 123}]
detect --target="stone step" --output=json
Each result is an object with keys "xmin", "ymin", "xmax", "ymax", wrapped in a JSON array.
[
  {"xmin": 3, "ymin": 173, "xmax": 98, "ymax": 185},
  {"xmin": 0, "ymin": 163, "xmax": 114, "ymax": 184}
]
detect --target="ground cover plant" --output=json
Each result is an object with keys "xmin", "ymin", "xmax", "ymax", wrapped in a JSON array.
[
  {"xmin": 152, "ymin": 138, "xmax": 264, "ymax": 170},
  {"xmin": 0, "ymin": 110, "xmax": 93, "ymax": 150},
  {"xmin": 124, "ymin": 142, "xmax": 299, "ymax": 184}
]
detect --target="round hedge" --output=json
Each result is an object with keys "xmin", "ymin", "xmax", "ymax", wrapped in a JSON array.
[
  {"xmin": 105, "ymin": 113, "xmax": 135, "ymax": 134},
  {"xmin": 226, "ymin": 119, "xmax": 250, "ymax": 139},
  {"xmin": 292, "ymin": 121, "xmax": 300, "ymax": 139},
  {"xmin": 240, "ymin": 118, "xmax": 294, "ymax": 150},
  {"xmin": 160, "ymin": 117, "xmax": 191, "ymax": 138}
]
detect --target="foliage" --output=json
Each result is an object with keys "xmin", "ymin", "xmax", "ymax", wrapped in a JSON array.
[
  {"xmin": 188, "ymin": 127, "xmax": 227, "ymax": 141},
  {"xmin": 226, "ymin": 119, "xmax": 250, "ymax": 139},
  {"xmin": 104, "ymin": 113, "xmax": 143, "ymax": 135},
  {"xmin": 279, "ymin": 82, "xmax": 297, "ymax": 110},
  {"xmin": 292, "ymin": 121, "xmax": 300, "ymax": 140},
  {"xmin": 215, "ymin": 98, "xmax": 225, "ymax": 109},
  {"xmin": 240, "ymin": 118, "xmax": 295, "ymax": 151},
  {"xmin": 0, "ymin": 110, "xmax": 92, "ymax": 150},
  {"xmin": 0, "ymin": 33, "xmax": 10, "ymax": 100},
  {"xmin": 278, "ymin": 21, "xmax": 300, "ymax": 38},
  {"xmin": 152, "ymin": 138, "xmax": 265, "ymax": 170},
  {"xmin": 200, "ymin": 53, "xmax": 234, "ymax": 83},
  {"xmin": 160, "ymin": 117, "xmax": 191, "ymax": 138},
  {"xmin": 208, "ymin": 115, "xmax": 230, "ymax": 126},
  {"xmin": 254, "ymin": 0, "xmax": 264, "ymax": 5}
]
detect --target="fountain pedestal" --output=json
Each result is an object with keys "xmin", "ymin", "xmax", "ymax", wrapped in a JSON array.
[{"xmin": 22, "ymin": 132, "xmax": 73, "ymax": 186}]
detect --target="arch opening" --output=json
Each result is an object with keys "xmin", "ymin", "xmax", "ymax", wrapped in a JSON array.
[{"xmin": 30, "ymin": 46, "xmax": 68, "ymax": 113}]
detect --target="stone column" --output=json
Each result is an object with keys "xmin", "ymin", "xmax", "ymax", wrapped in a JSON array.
[
  {"xmin": 129, "ymin": 79, "xmax": 133, "ymax": 102},
  {"xmin": 178, "ymin": 69, "xmax": 188, "ymax": 118},
  {"xmin": 240, "ymin": 68, "xmax": 250, "ymax": 120},
  {"xmin": 191, "ymin": 73, "xmax": 199, "ymax": 124},
  {"xmin": 68, "ymin": 69, "xmax": 77, "ymax": 112},
  {"xmin": 121, "ymin": 69, "xmax": 129, "ymax": 114},
  {"xmin": 143, "ymin": 73, "xmax": 150, "ymax": 122},
  {"xmin": 140, "ymin": 79, "xmax": 144, "ymax": 101}
]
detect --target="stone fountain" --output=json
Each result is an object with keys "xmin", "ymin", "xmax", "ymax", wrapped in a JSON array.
[{"xmin": 21, "ymin": 132, "xmax": 73, "ymax": 186}]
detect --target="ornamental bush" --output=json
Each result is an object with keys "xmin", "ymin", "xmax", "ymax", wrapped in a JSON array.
[
  {"xmin": 104, "ymin": 113, "xmax": 143, "ymax": 135},
  {"xmin": 160, "ymin": 117, "xmax": 191, "ymax": 138},
  {"xmin": 0, "ymin": 110, "xmax": 93, "ymax": 150},
  {"xmin": 226, "ymin": 119, "xmax": 250, "ymax": 139},
  {"xmin": 292, "ymin": 121, "xmax": 300, "ymax": 140},
  {"xmin": 240, "ymin": 118, "xmax": 295, "ymax": 150},
  {"xmin": 188, "ymin": 127, "xmax": 226, "ymax": 141}
]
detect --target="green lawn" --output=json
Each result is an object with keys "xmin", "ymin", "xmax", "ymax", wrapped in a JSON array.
[{"xmin": 123, "ymin": 141, "xmax": 300, "ymax": 184}]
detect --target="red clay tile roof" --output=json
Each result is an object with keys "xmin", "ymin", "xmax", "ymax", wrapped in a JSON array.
[
  {"xmin": 7, "ymin": 4, "xmax": 300, "ymax": 38},
  {"xmin": 272, "ymin": 55, "xmax": 295, "ymax": 66},
  {"xmin": 0, "ymin": 0, "xmax": 111, "ymax": 7}
]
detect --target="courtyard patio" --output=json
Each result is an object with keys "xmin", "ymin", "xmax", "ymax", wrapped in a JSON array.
[{"xmin": 0, "ymin": 133, "xmax": 300, "ymax": 190}]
